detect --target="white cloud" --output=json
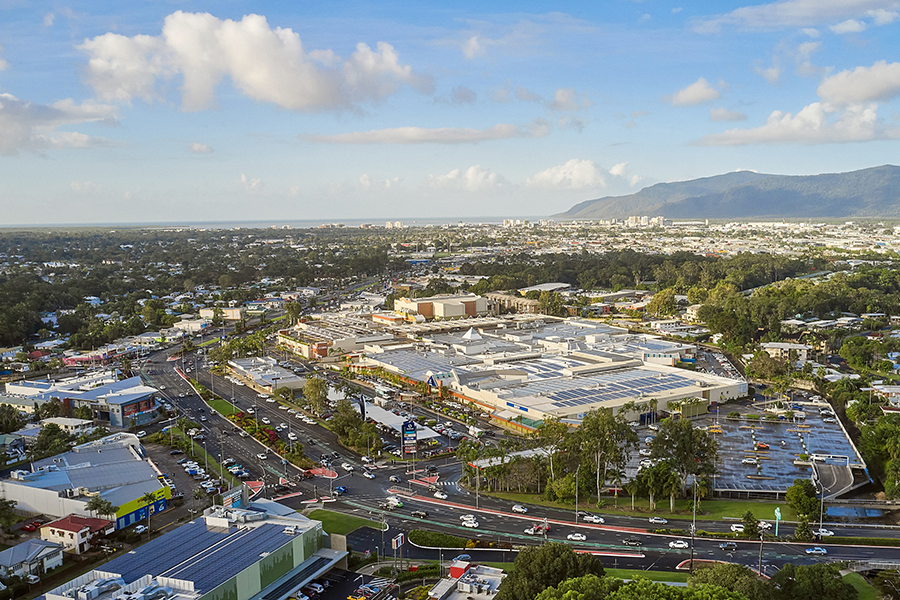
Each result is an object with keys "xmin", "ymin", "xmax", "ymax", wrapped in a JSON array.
[
  {"xmin": 801, "ymin": 27, "xmax": 820, "ymax": 36},
  {"xmin": 796, "ymin": 41, "xmax": 825, "ymax": 77},
  {"xmin": 359, "ymin": 174, "xmax": 371, "ymax": 190},
  {"xmin": 867, "ymin": 8, "xmax": 900, "ymax": 23},
  {"xmin": 754, "ymin": 60, "xmax": 783, "ymax": 83},
  {"xmin": 672, "ymin": 7, "xmax": 683, "ymax": 13},
  {"xmin": 299, "ymin": 119, "xmax": 550, "ymax": 144},
  {"xmin": 450, "ymin": 86, "xmax": 477, "ymax": 104},
  {"xmin": 43, "ymin": 12, "xmax": 55, "ymax": 27},
  {"xmin": 516, "ymin": 86, "xmax": 542, "ymax": 102},
  {"xmin": 0, "ymin": 93, "xmax": 117, "ymax": 156},
  {"xmin": 461, "ymin": 35, "xmax": 490, "ymax": 59},
  {"xmin": 236, "ymin": 173, "xmax": 264, "ymax": 193},
  {"xmin": 609, "ymin": 162, "xmax": 629, "ymax": 177},
  {"xmin": 0, "ymin": 58, "xmax": 7, "ymax": 71},
  {"xmin": 491, "ymin": 86, "xmax": 511, "ymax": 103},
  {"xmin": 427, "ymin": 165, "xmax": 506, "ymax": 192},
  {"xmin": 188, "ymin": 142, "xmax": 214, "ymax": 154},
  {"xmin": 71, "ymin": 181, "xmax": 102, "ymax": 195},
  {"xmin": 710, "ymin": 107, "xmax": 748, "ymax": 121},
  {"xmin": 557, "ymin": 116, "xmax": 587, "ymax": 131},
  {"xmin": 818, "ymin": 60, "xmax": 900, "ymax": 105},
  {"xmin": 694, "ymin": 0, "xmax": 899, "ymax": 32},
  {"xmin": 697, "ymin": 101, "xmax": 898, "ymax": 145},
  {"xmin": 548, "ymin": 88, "xmax": 592, "ymax": 111},
  {"xmin": 78, "ymin": 11, "xmax": 432, "ymax": 112},
  {"xmin": 668, "ymin": 77, "xmax": 721, "ymax": 106},
  {"xmin": 526, "ymin": 159, "xmax": 606, "ymax": 190},
  {"xmin": 830, "ymin": 18, "xmax": 866, "ymax": 33}
]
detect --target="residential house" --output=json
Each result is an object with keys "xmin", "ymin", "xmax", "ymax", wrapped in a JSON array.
[
  {"xmin": 0, "ymin": 539, "xmax": 64, "ymax": 579},
  {"xmin": 41, "ymin": 515, "xmax": 113, "ymax": 554}
]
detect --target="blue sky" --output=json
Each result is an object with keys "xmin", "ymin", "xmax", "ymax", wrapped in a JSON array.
[{"xmin": 1, "ymin": 0, "xmax": 899, "ymax": 224}]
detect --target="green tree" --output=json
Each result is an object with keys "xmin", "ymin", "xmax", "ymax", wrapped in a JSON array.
[
  {"xmin": 140, "ymin": 491, "xmax": 157, "ymax": 539},
  {"xmin": 0, "ymin": 498, "xmax": 18, "ymax": 532},
  {"xmin": 285, "ymin": 301, "xmax": 303, "ymax": 325},
  {"xmin": 74, "ymin": 405, "xmax": 93, "ymax": 420},
  {"xmin": 786, "ymin": 478, "xmax": 820, "ymax": 519},
  {"xmin": 32, "ymin": 423, "xmax": 73, "ymax": 459},
  {"xmin": 650, "ymin": 418, "xmax": 717, "ymax": 496},
  {"xmin": 0, "ymin": 404, "xmax": 24, "ymax": 434},
  {"xmin": 85, "ymin": 496, "xmax": 105, "ymax": 518},
  {"xmin": 688, "ymin": 562, "xmax": 770, "ymax": 600},
  {"xmin": 576, "ymin": 408, "xmax": 638, "ymax": 499},
  {"xmin": 535, "ymin": 575, "xmax": 622, "ymax": 600},
  {"xmin": 496, "ymin": 543, "xmax": 605, "ymax": 600},
  {"xmin": 771, "ymin": 563, "xmax": 857, "ymax": 600},
  {"xmin": 646, "ymin": 288, "xmax": 678, "ymax": 317},
  {"xmin": 741, "ymin": 510, "xmax": 760, "ymax": 538},
  {"xmin": 794, "ymin": 517, "xmax": 814, "ymax": 542},
  {"xmin": 303, "ymin": 377, "xmax": 328, "ymax": 417},
  {"xmin": 535, "ymin": 417, "xmax": 569, "ymax": 484}
]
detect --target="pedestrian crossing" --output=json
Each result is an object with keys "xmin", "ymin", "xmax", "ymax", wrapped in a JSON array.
[{"xmin": 366, "ymin": 577, "xmax": 394, "ymax": 588}]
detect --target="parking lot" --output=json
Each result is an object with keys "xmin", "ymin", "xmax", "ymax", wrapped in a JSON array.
[{"xmin": 622, "ymin": 398, "xmax": 864, "ymax": 496}]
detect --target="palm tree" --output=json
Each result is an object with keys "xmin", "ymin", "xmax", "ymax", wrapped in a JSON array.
[
  {"xmin": 99, "ymin": 500, "xmax": 119, "ymax": 524},
  {"xmin": 139, "ymin": 492, "xmax": 157, "ymax": 539},
  {"xmin": 660, "ymin": 467, "xmax": 681, "ymax": 512},
  {"xmin": 85, "ymin": 496, "xmax": 104, "ymax": 518},
  {"xmin": 193, "ymin": 487, "xmax": 204, "ymax": 516}
]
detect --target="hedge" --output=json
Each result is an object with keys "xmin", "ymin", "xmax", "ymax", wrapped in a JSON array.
[{"xmin": 408, "ymin": 529, "xmax": 467, "ymax": 548}]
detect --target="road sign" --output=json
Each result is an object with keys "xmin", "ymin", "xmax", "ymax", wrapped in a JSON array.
[
  {"xmin": 774, "ymin": 507, "xmax": 781, "ymax": 536},
  {"xmin": 392, "ymin": 533, "xmax": 405, "ymax": 549}
]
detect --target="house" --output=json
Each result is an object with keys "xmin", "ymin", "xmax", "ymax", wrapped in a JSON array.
[
  {"xmin": 41, "ymin": 418, "xmax": 96, "ymax": 437},
  {"xmin": 760, "ymin": 342, "xmax": 812, "ymax": 362},
  {"xmin": 0, "ymin": 539, "xmax": 64, "ymax": 579},
  {"xmin": 41, "ymin": 515, "xmax": 114, "ymax": 554}
]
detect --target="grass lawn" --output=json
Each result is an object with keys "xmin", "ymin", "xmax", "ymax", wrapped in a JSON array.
[
  {"xmin": 308, "ymin": 509, "xmax": 383, "ymax": 535},
  {"xmin": 484, "ymin": 491, "xmax": 797, "ymax": 522},
  {"xmin": 208, "ymin": 397, "xmax": 238, "ymax": 416},
  {"xmin": 843, "ymin": 573, "xmax": 879, "ymax": 600}
]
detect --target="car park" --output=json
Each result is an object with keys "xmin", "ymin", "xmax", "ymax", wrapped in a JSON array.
[
  {"xmin": 755, "ymin": 442, "xmax": 769, "ymax": 450},
  {"xmin": 567, "ymin": 533, "xmax": 587, "ymax": 541},
  {"xmin": 806, "ymin": 547, "xmax": 827, "ymax": 555},
  {"xmin": 668, "ymin": 540, "xmax": 689, "ymax": 549},
  {"xmin": 823, "ymin": 417, "xmax": 837, "ymax": 424},
  {"xmin": 512, "ymin": 504, "xmax": 528, "ymax": 514},
  {"xmin": 648, "ymin": 516, "xmax": 667, "ymax": 525}
]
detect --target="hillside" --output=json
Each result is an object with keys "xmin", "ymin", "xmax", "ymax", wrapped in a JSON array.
[{"xmin": 554, "ymin": 165, "xmax": 900, "ymax": 219}]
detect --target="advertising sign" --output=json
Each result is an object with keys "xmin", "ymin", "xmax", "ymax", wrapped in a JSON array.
[{"xmin": 402, "ymin": 420, "xmax": 417, "ymax": 455}]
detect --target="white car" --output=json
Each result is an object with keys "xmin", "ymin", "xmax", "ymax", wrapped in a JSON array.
[
  {"xmin": 460, "ymin": 514, "xmax": 476, "ymax": 522},
  {"xmin": 583, "ymin": 514, "xmax": 605, "ymax": 524},
  {"xmin": 512, "ymin": 504, "xmax": 528, "ymax": 514},
  {"xmin": 813, "ymin": 528, "xmax": 834, "ymax": 537},
  {"xmin": 758, "ymin": 521, "xmax": 772, "ymax": 530},
  {"xmin": 567, "ymin": 533, "xmax": 587, "ymax": 541},
  {"xmin": 741, "ymin": 458, "xmax": 758, "ymax": 465},
  {"xmin": 668, "ymin": 540, "xmax": 689, "ymax": 549},
  {"xmin": 266, "ymin": 397, "xmax": 276, "ymax": 403},
  {"xmin": 461, "ymin": 520, "xmax": 479, "ymax": 528},
  {"xmin": 261, "ymin": 417, "xmax": 271, "ymax": 424},
  {"xmin": 362, "ymin": 471, "xmax": 375, "ymax": 479},
  {"xmin": 257, "ymin": 453, "xmax": 268, "ymax": 460},
  {"xmin": 730, "ymin": 524, "xmax": 745, "ymax": 533},
  {"xmin": 341, "ymin": 463, "xmax": 354, "ymax": 472},
  {"xmin": 434, "ymin": 491, "xmax": 448, "ymax": 500},
  {"xmin": 288, "ymin": 433, "xmax": 298, "ymax": 441},
  {"xmin": 648, "ymin": 516, "xmax": 668, "ymax": 525},
  {"xmin": 806, "ymin": 547, "xmax": 827, "ymax": 555},
  {"xmin": 639, "ymin": 449, "xmax": 652, "ymax": 457}
]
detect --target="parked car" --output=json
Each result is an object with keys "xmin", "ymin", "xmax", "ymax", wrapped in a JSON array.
[{"xmin": 134, "ymin": 525, "xmax": 148, "ymax": 534}]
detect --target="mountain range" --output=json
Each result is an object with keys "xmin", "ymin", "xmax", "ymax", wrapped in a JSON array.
[{"xmin": 554, "ymin": 165, "xmax": 900, "ymax": 220}]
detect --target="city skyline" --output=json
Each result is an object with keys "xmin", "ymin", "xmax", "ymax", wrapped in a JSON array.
[{"xmin": 1, "ymin": 0, "xmax": 899, "ymax": 224}]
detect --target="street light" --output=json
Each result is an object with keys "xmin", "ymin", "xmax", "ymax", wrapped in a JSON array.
[{"xmin": 574, "ymin": 465, "xmax": 580, "ymax": 524}]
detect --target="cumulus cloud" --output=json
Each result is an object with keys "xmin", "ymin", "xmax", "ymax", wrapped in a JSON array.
[
  {"xmin": 609, "ymin": 162, "xmax": 629, "ymax": 177},
  {"xmin": 461, "ymin": 35, "xmax": 495, "ymax": 59},
  {"xmin": 78, "ymin": 11, "xmax": 432, "ymax": 112},
  {"xmin": 548, "ymin": 87, "xmax": 592, "ymax": 111},
  {"xmin": 236, "ymin": 173, "xmax": 264, "ymax": 192},
  {"xmin": 515, "ymin": 86, "xmax": 542, "ymax": 102},
  {"xmin": 696, "ymin": 102, "xmax": 898, "ymax": 145},
  {"xmin": 526, "ymin": 159, "xmax": 607, "ymax": 190},
  {"xmin": 693, "ymin": 0, "xmax": 899, "ymax": 32},
  {"xmin": 830, "ymin": 18, "xmax": 866, "ymax": 33},
  {"xmin": 667, "ymin": 77, "xmax": 721, "ymax": 106},
  {"xmin": 71, "ymin": 181, "xmax": 102, "ymax": 195},
  {"xmin": 188, "ymin": 142, "xmax": 214, "ymax": 154},
  {"xmin": 450, "ymin": 86, "xmax": 477, "ymax": 104},
  {"xmin": 867, "ymin": 8, "xmax": 900, "ymax": 23},
  {"xmin": 818, "ymin": 60, "xmax": 900, "ymax": 105},
  {"xmin": 754, "ymin": 60, "xmax": 783, "ymax": 83},
  {"xmin": 491, "ymin": 86, "xmax": 511, "ymax": 103},
  {"xmin": 299, "ymin": 119, "xmax": 550, "ymax": 144},
  {"xmin": 427, "ymin": 165, "xmax": 506, "ymax": 192},
  {"xmin": 801, "ymin": 27, "xmax": 820, "ymax": 36},
  {"xmin": 710, "ymin": 107, "xmax": 748, "ymax": 121},
  {"xmin": 44, "ymin": 12, "xmax": 55, "ymax": 27},
  {"xmin": 0, "ymin": 93, "xmax": 117, "ymax": 156}
]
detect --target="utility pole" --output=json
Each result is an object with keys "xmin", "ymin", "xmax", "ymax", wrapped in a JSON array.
[
  {"xmin": 690, "ymin": 479, "xmax": 697, "ymax": 572},
  {"xmin": 575, "ymin": 464, "xmax": 580, "ymax": 523},
  {"xmin": 758, "ymin": 532, "xmax": 764, "ymax": 575}
]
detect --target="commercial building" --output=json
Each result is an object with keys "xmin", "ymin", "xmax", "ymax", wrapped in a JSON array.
[
  {"xmin": 0, "ymin": 433, "xmax": 171, "ymax": 529},
  {"xmin": 428, "ymin": 563, "xmax": 505, "ymax": 600},
  {"xmin": 227, "ymin": 358, "xmax": 305, "ymax": 391},
  {"xmin": 199, "ymin": 307, "xmax": 245, "ymax": 321},
  {"xmin": 43, "ymin": 503, "xmax": 343, "ymax": 600},
  {"xmin": 41, "ymin": 417, "xmax": 96, "ymax": 437},
  {"xmin": 394, "ymin": 293, "xmax": 489, "ymax": 319},
  {"xmin": 40, "ymin": 515, "xmax": 114, "ymax": 555}
]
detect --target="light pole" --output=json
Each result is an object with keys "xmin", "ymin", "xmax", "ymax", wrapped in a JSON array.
[
  {"xmin": 758, "ymin": 531, "xmax": 764, "ymax": 574},
  {"xmin": 690, "ymin": 479, "xmax": 697, "ymax": 572},
  {"xmin": 575, "ymin": 464, "xmax": 580, "ymax": 523}
]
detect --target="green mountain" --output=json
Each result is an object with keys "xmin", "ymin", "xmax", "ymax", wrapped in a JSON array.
[{"xmin": 554, "ymin": 165, "xmax": 900, "ymax": 219}]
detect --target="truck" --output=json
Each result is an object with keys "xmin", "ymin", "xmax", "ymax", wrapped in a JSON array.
[{"xmin": 468, "ymin": 425, "xmax": 483, "ymax": 438}]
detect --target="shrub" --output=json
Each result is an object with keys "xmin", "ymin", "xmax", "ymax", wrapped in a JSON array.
[
  {"xmin": 727, "ymin": 411, "xmax": 741, "ymax": 419},
  {"xmin": 408, "ymin": 529, "xmax": 466, "ymax": 548}
]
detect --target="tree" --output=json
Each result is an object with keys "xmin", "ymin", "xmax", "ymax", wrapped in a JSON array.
[
  {"xmin": 140, "ymin": 491, "xmax": 157, "ymax": 538},
  {"xmin": 0, "ymin": 404, "xmax": 24, "ymax": 434},
  {"xmin": 646, "ymin": 288, "xmax": 677, "ymax": 317},
  {"xmin": 74, "ymin": 405, "xmax": 93, "ymax": 420},
  {"xmin": 535, "ymin": 417, "xmax": 569, "ymax": 484},
  {"xmin": 535, "ymin": 575, "xmax": 622, "ymax": 600},
  {"xmin": 98, "ymin": 499, "xmax": 119, "ymax": 522},
  {"xmin": 741, "ymin": 510, "xmax": 759, "ymax": 538},
  {"xmin": 285, "ymin": 301, "xmax": 303, "ymax": 325},
  {"xmin": 794, "ymin": 517, "xmax": 814, "ymax": 542},
  {"xmin": 0, "ymin": 498, "xmax": 18, "ymax": 532},
  {"xmin": 85, "ymin": 496, "xmax": 105, "ymax": 518},
  {"xmin": 576, "ymin": 408, "xmax": 638, "ymax": 499},
  {"xmin": 32, "ymin": 423, "xmax": 73, "ymax": 459},
  {"xmin": 786, "ymin": 478, "xmax": 820, "ymax": 518},
  {"xmin": 771, "ymin": 563, "xmax": 857, "ymax": 600},
  {"xmin": 650, "ymin": 418, "xmax": 717, "ymax": 496},
  {"xmin": 496, "ymin": 543, "xmax": 605, "ymax": 600},
  {"xmin": 303, "ymin": 377, "xmax": 328, "ymax": 417},
  {"xmin": 688, "ymin": 562, "xmax": 771, "ymax": 600}
]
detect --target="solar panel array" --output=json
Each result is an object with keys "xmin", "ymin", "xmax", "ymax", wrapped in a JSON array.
[{"xmin": 547, "ymin": 370, "xmax": 697, "ymax": 408}]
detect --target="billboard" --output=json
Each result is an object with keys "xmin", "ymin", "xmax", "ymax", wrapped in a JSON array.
[{"xmin": 402, "ymin": 420, "xmax": 417, "ymax": 455}]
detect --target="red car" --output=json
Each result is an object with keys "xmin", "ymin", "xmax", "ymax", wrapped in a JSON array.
[
  {"xmin": 20, "ymin": 522, "xmax": 38, "ymax": 532},
  {"xmin": 755, "ymin": 442, "xmax": 770, "ymax": 450}
]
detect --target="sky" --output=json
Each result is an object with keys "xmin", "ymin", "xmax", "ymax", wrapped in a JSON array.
[{"xmin": 1, "ymin": 0, "xmax": 899, "ymax": 225}]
